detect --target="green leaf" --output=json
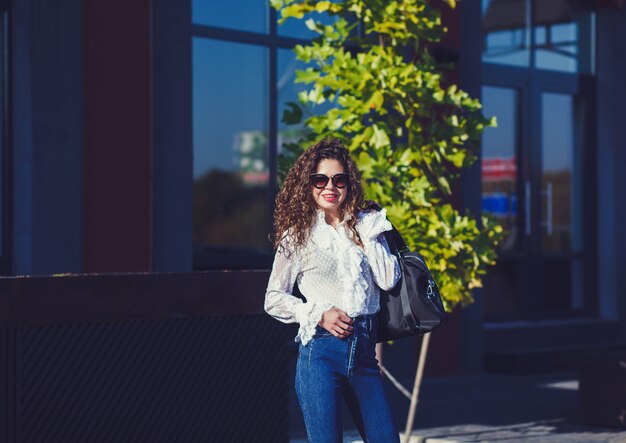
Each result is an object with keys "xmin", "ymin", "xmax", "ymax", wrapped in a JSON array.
[
  {"xmin": 305, "ymin": 18, "xmax": 318, "ymax": 32},
  {"xmin": 438, "ymin": 176, "xmax": 451, "ymax": 194},
  {"xmin": 282, "ymin": 102, "xmax": 303, "ymax": 125},
  {"xmin": 315, "ymin": 1, "xmax": 331, "ymax": 13},
  {"xmin": 282, "ymin": 4, "xmax": 307, "ymax": 20},
  {"xmin": 368, "ymin": 90, "xmax": 384, "ymax": 110},
  {"xmin": 447, "ymin": 150, "xmax": 466, "ymax": 168},
  {"xmin": 370, "ymin": 125, "xmax": 390, "ymax": 149},
  {"xmin": 295, "ymin": 67, "xmax": 319, "ymax": 83},
  {"xmin": 269, "ymin": 0, "xmax": 283, "ymax": 10}
]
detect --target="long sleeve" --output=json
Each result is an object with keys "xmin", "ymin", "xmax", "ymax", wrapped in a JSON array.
[
  {"xmin": 264, "ymin": 247, "xmax": 303, "ymax": 324},
  {"xmin": 357, "ymin": 210, "xmax": 401, "ymax": 291},
  {"xmin": 264, "ymin": 244, "xmax": 334, "ymax": 339},
  {"xmin": 363, "ymin": 234, "xmax": 401, "ymax": 291}
]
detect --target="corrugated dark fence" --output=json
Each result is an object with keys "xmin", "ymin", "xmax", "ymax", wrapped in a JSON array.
[{"xmin": 0, "ymin": 271, "xmax": 293, "ymax": 443}]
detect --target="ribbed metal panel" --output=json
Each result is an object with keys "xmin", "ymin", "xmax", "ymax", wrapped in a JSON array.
[
  {"xmin": 1, "ymin": 327, "xmax": 17, "ymax": 443},
  {"xmin": 19, "ymin": 315, "xmax": 290, "ymax": 443}
]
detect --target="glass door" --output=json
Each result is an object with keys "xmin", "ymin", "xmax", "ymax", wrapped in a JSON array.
[
  {"xmin": 482, "ymin": 70, "xmax": 593, "ymax": 321},
  {"xmin": 481, "ymin": 85, "xmax": 525, "ymax": 318},
  {"xmin": 535, "ymin": 89, "xmax": 586, "ymax": 314}
]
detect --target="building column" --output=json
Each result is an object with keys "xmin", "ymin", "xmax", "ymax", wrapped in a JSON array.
[
  {"xmin": 83, "ymin": 0, "xmax": 153, "ymax": 272},
  {"xmin": 596, "ymin": 7, "xmax": 626, "ymax": 340},
  {"xmin": 12, "ymin": 0, "xmax": 84, "ymax": 275},
  {"xmin": 151, "ymin": 0, "xmax": 193, "ymax": 272}
]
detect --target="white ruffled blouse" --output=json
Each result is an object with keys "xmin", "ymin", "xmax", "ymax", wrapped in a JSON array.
[{"xmin": 264, "ymin": 209, "xmax": 401, "ymax": 345}]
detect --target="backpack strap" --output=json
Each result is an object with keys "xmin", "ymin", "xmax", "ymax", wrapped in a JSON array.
[
  {"xmin": 383, "ymin": 229, "xmax": 420, "ymax": 332},
  {"xmin": 386, "ymin": 226, "xmax": 409, "ymax": 254}
]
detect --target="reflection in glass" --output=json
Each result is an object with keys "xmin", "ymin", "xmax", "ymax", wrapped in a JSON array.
[
  {"xmin": 532, "ymin": 0, "xmax": 594, "ymax": 74},
  {"xmin": 192, "ymin": 0, "xmax": 267, "ymax": 33},
  {"xmin": 540, "ymin": 92, "xmax": 582, "ymax": 253},
  {"xmin": 482, "ymin": 0, "xmax": 531, "ymax": 67},
  {"xmin": 277, "ymin": 49, "xmax": 308, "ymax": 157},
  {"xmin": 482, "ymin": 0, "xmax": 594, "ymax": 73},
  {"xmin": 533, "ymin": 23, "xmax": 577, "ymax": 73},
  {"xmin": 192, "ymin": 38, "xmax": 270, "ymax": 267},
  {"xmin": 481, "ymin": 86, "xmax": 519, "ymax": 252},
  {"xmin": 278, "ymin": 11, "xmax": 336, "ymax": 40},
  {"xmin": 276, "ymin": 49, "xmax": 334, "ymax": 163}
]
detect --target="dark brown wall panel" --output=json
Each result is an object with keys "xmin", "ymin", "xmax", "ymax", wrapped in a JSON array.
[
  {"xmin": 83, "ymin": 0, "xmax": 153, "ymax": 272},
  {"xmin": 1, "ymin": 327, "xmax": 18, "ymax": 443},
  {"xmin": 0, "ymin": 272, "xmax": 292, "ymax": 442},
  {"xmin": 18, "ymin": 317, "xmax": 290, "ymax": 443}
]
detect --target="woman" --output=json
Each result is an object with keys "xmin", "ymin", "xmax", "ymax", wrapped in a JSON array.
[{"xmin": 265, "ymin": 138, "xmax": 401, "ymax": 442}]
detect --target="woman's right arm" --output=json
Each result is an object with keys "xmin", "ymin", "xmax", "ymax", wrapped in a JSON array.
[
  {"xmin": 264, "ymin": 247, "xmax": 305, "ymax": 324},
  {"xmin": 265, "ymin": 243, "xmax": 354, "ymax": 338}
]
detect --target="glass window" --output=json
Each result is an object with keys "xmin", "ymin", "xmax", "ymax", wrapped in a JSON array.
[
  {"xmin": 192, "ymin": 0, "xmax": 268, "ymax": 33},
  {"xmin": 192, "ymin": 38, "xmax": 270, "ymax": 268},
  {"xmin": 539, "ymin": 93, "xmax": 586, "ymax": 313},
  {"xmin": 533, "ymin": 23, "xmax": 577, "ymax": 73},
  {"xmin": 277, "ymin": 49, "xmax": 308, "ymax": 156},
  {"xmin": 190, "ymin": 3, "xmax": 353, "ymax": 269},
  {"xmin": 484, "ymin": 260, "xmax": 521, "ymax": 317},
  {"xmin": 540, "ymin": 92, "xmax": 582, "ymax": 254},
  {"xmin": 482, "ymin": 2, "xmax": 593, "ymax": 320},
  {"xmin": 276, "ymin": 49, "xmax": 333, "ymax": 158},
  {"xmin": 482, "ymin": 0, "xmax": 531, "ymax": 67},
  {"xmin": 532, "ymin": 0, "xmax": 594, "ymax": 74},
  {"xmin": 482, "ymin": 0, "xmax": 595, "ymax": 73},
  {"xmin": 543, "ymin": 258, "xmax": 584, "ymax": 311},
  {"xmin": 481, "ymin": 86, "xmax": 519, "ymax": 252},
  {"xmin": 481, "ymin": 86, "xmax": 521, "ymax": 318}
]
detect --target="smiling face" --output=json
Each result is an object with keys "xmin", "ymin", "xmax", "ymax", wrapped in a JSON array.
[{"xmin": 311, "ymin": 158, "xmax": 348, "ymax": 218}]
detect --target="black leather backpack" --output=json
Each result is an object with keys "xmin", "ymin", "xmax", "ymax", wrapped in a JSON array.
[{"xmin": 370, "ymin": 209, "xmax": 448, "ymax": 342}]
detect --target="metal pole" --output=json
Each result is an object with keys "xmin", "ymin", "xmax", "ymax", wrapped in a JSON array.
[{"xmin": 403, "ymin": 332, "xmax": 431, "ymax": 443}]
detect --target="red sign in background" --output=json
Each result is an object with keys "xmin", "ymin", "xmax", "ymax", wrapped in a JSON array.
[{"xmin": 482, "ymin": 156, "xmax": 517, "ymax": 181}]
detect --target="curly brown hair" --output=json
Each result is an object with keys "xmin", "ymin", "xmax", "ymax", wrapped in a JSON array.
[{"xmin": 273, "ymin": 138, "xmax": 365, "ymax": 253}]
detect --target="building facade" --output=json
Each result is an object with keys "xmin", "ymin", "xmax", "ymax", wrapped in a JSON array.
[{"xmin": 4, "ymin": 0, "xmax": 626, "ymax": 373}]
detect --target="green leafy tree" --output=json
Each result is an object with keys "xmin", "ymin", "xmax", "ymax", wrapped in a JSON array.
[{"xmin": 272, "ymin": 0, "xmax": 504, "ymax": 310}]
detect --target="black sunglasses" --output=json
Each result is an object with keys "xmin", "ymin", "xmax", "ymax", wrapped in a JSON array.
[{"xmin": 310, "ymin": 173, "xmax": 349, "ymax": 189}]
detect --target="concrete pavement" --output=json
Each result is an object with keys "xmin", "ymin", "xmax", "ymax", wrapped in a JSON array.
[{"xmin": 290, "ymin": 372, "xmax": 626, "ymax": 442}]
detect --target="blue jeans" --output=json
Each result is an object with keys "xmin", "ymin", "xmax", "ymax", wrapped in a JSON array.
[{"xmin": 295, "ymin": 315, "xmax": 400, "ymax": 443}]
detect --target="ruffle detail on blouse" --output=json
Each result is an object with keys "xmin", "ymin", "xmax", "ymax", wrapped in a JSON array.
[
  {"xmin": 296, "ymin": 300, "xmax": 335, "ymax": 346},
  {"xmin": 308, "ymin": 212, "xmax": 334, "ymax": 250},
  {"xmin": 356, "ymin": 209, "xmax": 393, "ymax": 242},
  {"xmin": 336, "ymin": 242, "xmax": 368, "ymax": 317}
]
